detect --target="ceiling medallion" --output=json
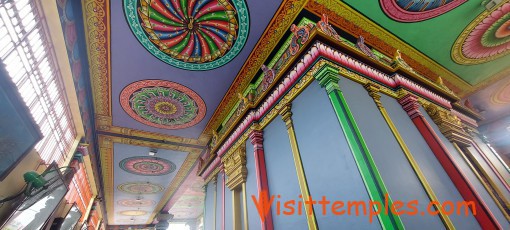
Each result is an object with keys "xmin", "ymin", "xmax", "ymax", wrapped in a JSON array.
[
  {"xmin": 120, "ymin": 80, "xmax": 206, "ymax": 129},
  {"xmin": 119, "ymin": 210, "xmax": 148, "ymax": 216},
  {"xmin": 120, "ymin": 156, "xmax": 176, "ymax": 176},
  {"xmin": 117, "ymin": 182, "xmax": 164, "ymax": 194},
  {"xmin": 118, "ymin": 199, "xmax": 156, "ymax": 207},
  {"xmin": 124, "ymin": 0, "xmax": 250, "ymax": 70},
  {"xmin": 116, "ymin": 219, "xmax": 145, "ymax": 223},
  {"xmin": 380, "ymin": 0, "xmax": 467, "ymax": 22},
  {"xmin": 452, "ymin": 2, "xmax": 510, "ymax": 65}
]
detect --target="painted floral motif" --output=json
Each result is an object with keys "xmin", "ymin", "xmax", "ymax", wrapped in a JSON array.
[
  {"xmin": 380, "ymin": 0, "xmax": 466, "ymax": 22},
  {"xmin": 452, "ymin": 2, "xmax": 510, "ymax": 64},
  {"xmin": 117, "ymin": 182, "xmax": 164, "ymax": 194},
  {"xmin": 119, "ymin": 210, "xmax": 148, "ymax": 216},
  {"xmin": 120, "ymin": 80, "xmax": 206, "ymax": 129},
  {"xmin": 124, "ymin": 0, "xmax": 249, "ymax": 70},
  {"xmin": 120, "ymin": 156, "xmax": 176, "ymax": 176},
  {"xmin": 118, "ymin": 199, "xmax": 156, "ymax": 207}
]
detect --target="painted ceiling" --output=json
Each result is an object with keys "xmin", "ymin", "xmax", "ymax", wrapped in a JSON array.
[
  {"xmin": 63, "ymin": 0, "xmax": 510, "ymax": 227},
  {"xmin": 110, "ymin": 0, "xmax": 282, "ymax": 139},
  {"xmin": 345, "ymin": 0, "xmax": 510, "ymax": 89}
]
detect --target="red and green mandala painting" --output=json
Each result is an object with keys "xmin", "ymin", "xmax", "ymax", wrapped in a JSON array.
[
  {"xmin": 124, "ymin": 0, "xmax": 249, "ymax": 70},
  {"xmin": 452, "ymin": 2, "xmax": 510, "ymax": 64},
  {"xmin": 120, "ymin": 156, "xmax": 176, "ymax": 176},
  {"xmin": 120, "ymin": 80, "xmax": 206, "ymax": 129}
]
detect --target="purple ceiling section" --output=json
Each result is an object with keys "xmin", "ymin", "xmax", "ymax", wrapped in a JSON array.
[{"xmin": 110, "ymin": 0, "xmax": 283, "ymax": 139}]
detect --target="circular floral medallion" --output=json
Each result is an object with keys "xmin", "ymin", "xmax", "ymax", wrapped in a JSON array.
[
  {"xmin": 117, "ymin": 182, "xmax": 164, "ymax": 194},
  {"xmin": 123, "ymin": 0, "xmax": 249, "ymax": 70},
  {"xmin": 118, "ymin": 199, "xmax": 156, "ymax": 207},
  {"xmin": 115, "ymin": 218, "xmax": 146, "ymax": 225},
  {"xmin": 120, "ymin": 80, "xmax": 206, "ymax": 129},
  {"xmin": 119, "ymin": 210, "xmax": 148, "ymax": 216},
  {"xmin": 120, "ymin": 156, "xmax": 176, "ymax": 176},
  {"xmin": 452, "ymin": 2, "xmax": 510, "ymax": 64}
]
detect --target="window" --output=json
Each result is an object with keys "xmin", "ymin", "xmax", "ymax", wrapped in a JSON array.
[{"xmin": 0, "ymin": 0, "xmax": 76, "ymax": 164}]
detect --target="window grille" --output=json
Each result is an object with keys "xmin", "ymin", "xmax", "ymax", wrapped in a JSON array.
[{"xmin": 0, "ymin": 0, "xmax": 76, "ymax": 165}]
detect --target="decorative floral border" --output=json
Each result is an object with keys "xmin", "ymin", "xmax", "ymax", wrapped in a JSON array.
[{"xmin": 452, "ymin": 2, "xmax": 510, "ymax": 65}]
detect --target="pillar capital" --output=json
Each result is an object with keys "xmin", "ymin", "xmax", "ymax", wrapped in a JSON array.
[
  {"xmin": 314, "ymin": 65, "xmax": 341, "ymax": 94},
  {"xmin": 249, "ymin": 127, "xmax": 264, "ymax": 147},
  {"xmin": 222, "ymin": 145, "xmax": 247, "ymax": 190},
  {"xmin": 364, "ymin": 83, "xmax": 383, "ymax": 108},
  {"xmin": 279, "ymin": 104, "xmax": 293, "ymax": 129},
  {"xmin": 424, "ymin": 104, "xmax": 472, "ymax": 147},
  {"xmin": 398, "ymin": 93, "xmax": 422, "ymax": 119}
]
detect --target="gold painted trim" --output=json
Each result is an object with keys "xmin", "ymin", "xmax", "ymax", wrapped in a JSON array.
[
  {"xmin": 205, "ymin": 167, "xmax": 221, "ymax": 185},
  {"xmin": 365, "ymin": 84, "xmax": 455, "ymax": 229},
  {"xmin": 213, "ymin": 176, "xmax": 217, "ymax": 230},
  {"xmin": 279, "ymin": 104, "xmax": 318, "ymax": 230},
  {"xmin": 232, "ymin": 188, "xmax": 242, "ymax": 230},
  {"xmin": 95, "ymin": 115, "xmax": 207, "ymax": 146},
  {"xmin": 200, "ymin": 0, "xmax": 308, "ymax": 140},
  {"xmin": 242, "ymin": 183, "xmax": 249, "ymax": 230},
  {"xmin": 82, "ymin": 0, "xmax": 111, "ymax": 117},
  {"xmin": 97, "ymin": 134, "xmax": 202, "ymax": 224}
]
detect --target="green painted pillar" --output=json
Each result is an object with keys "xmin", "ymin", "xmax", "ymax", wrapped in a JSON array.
[{"xmin": 314, "ymin": 65, "xmax": 405, "ymax": 230}]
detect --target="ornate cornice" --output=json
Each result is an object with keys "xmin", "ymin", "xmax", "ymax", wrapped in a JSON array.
[
  {"xmin": 200, "ymin": 0, "xmax": 308, "ymax": 140},
  {"xmin": 306, "ymin": 0, "xmax": 473, "ymax": 95},
  {"xmin": 82, "ymin": 0, "xmax": 110, "ymax": 116}
]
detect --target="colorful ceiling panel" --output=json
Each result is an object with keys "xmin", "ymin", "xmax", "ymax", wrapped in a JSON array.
[
  {"xmin": 344, "ymin": 0, "xmax": 510, "ymax": 86},
  {"xmin": 124, "ymin": 0, "xmax": 249, "ymax": 70},
  {"xmin": 380, "ymin": 0, "xmax": 467, "ymax": 22},
  {"xmin": 110, "ymin": 0, "xmax": 282, "ymax": 139},
  {"xmin": 120, "ymin": 80, "xmax": 206, "ymax": 130},
  {"xmin": 112, "ymin": 143, "xmax": 189, "ymax": 225},
  {"xmin": 120, "ymin": 156, "xmax": 177, "ymax": 176},
  {"xmin": 452, "ymin": 2, "xmax": 510, "ymax": 65}
]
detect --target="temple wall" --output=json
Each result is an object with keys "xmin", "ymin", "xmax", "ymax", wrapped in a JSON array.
[
  {"xmin": 204, "ymin": 181, "xmax": 215, "ymax": 229},
  {"xmin": 199, "ymin": 27, "xmax": 510, "ymax": 230},
  {"xmin": 420, "ymin": 107, "xmax": 510, "ymax": 229},
  {"xmin": 292, "ymin": 81, "xmax": 378, "ymax": 229},
  {"xmin": 264, "ymin": 118, "xmax": 307, "ymax": 227},
  {"xmin": 381, "ymin": 94, "xmax": 480, "ymax": 229},
  {"xmin": 340, "ymin": 78, "xmax": 444, "ymax": 228}
]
